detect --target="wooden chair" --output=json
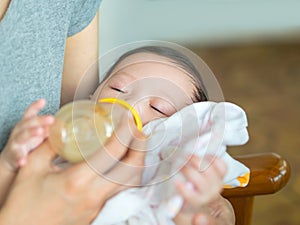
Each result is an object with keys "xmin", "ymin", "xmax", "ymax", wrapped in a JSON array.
[{"xmin": 222, "ymin": 153, "xmax": 291, "ymax": 225}]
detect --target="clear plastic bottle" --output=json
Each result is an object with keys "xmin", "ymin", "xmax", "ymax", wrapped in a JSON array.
[{"xmin": 49, "ymin": 98, "xmax": 142, "ymax": 163}]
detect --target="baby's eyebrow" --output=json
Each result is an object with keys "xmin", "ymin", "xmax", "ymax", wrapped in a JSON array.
[{"xmin": 112, "ymin": 71, "xmax": 136, "ymax": 81}]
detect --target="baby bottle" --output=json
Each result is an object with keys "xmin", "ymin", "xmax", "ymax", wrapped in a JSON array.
[{"xmin": 49, "ymin": 98, "xmax": 143, "ymax": 163}]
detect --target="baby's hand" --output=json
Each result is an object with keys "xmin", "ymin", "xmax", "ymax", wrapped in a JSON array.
[
  {"xmin": 175, "ymin": 155, "xmax": 227, "ymax": 212},
  {"xmin": 1, "ymin": 99, "xmax": 54, "ymax": 172}
]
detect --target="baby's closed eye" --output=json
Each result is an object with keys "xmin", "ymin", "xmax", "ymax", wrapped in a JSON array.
[
  {"xmin": 150, "ymin": 105, "xmax": 166, "ymax": 116},
  {"xmin": 150, "ymin": 100, "xmax": 176, "ymax": 117},
  {"xmin": 110, "ymin": 86, "xmax": 126, "ymax": 93}
]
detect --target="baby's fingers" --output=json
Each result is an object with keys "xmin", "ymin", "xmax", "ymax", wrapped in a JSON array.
[
  {"xmin": 18, "ymin": 115, "xmax": 54, "ymax": 132},
  {"xmin": 5, "ymin": 126, "xmax": 46, "ymax": 169},
  {"xmin": 9, "ymin": 115, "xmax": 54, "ymax": 139},
  {"xmin": 189, "ymin": 156, "xmax": 227, "ymax": 189},
  {"xmin": 192, "ymin": 155, "xmax": 227, "ymax": 178},
  {"xmin": 14, "ymin": 126, "xmax": 45, "ymax": 144},
  {"xmin": 175, "ymin": 156, "xmax": 227, "ymax": 207},
  {"xmin": 176, "ymin": 174, "xmax": 220, "ymax": 207},
  {"xmin": 23, "ymin": 98, "xmax": 46, "ymax": 119},
  {"xmin": 12, "ymin": 126, "xmax": 49, "ymax": 154}
]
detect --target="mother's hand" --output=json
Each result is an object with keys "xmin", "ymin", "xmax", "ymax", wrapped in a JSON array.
[{"xmin": 0, "ymin": 122, "xmax": 146, "ymax": 225}]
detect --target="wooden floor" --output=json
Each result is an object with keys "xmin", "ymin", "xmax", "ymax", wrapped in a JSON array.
[{"xmin": 191, "ymin": 43, "xmax": 300, "ymax": 225}]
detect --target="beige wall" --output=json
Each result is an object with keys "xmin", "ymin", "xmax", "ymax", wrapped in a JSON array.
[{"xmin": 99, "ymin": 0, "xmax": 300, "ymax": 55}]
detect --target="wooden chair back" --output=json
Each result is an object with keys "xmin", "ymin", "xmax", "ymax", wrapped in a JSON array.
[{"xmin": 222, "ymin": 153, "xmax": 290, "ymax": 225}]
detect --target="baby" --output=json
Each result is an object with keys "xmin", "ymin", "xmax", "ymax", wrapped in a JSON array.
[
  {"xmin": 89, "ymin": 45, "xmax": 249, "ymax": 225},
  {"xmin": 0, "ymin": 44, "xmax": 249, "ymax": 225}
]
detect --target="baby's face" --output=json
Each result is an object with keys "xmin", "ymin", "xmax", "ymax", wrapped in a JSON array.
[{"xmin": 92, "ymin": 53, "xmax": 196, "ymax": 125}]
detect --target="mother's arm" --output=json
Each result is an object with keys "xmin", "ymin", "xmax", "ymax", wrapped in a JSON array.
[{"xmin": 60, "ymin": 12, "xmax": 99, "ymax": 106}]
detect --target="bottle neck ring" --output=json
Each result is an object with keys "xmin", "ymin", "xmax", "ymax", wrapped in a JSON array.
[{"xmin": 98, "ymin": 98, "xmax": 143, "ymax": 131}]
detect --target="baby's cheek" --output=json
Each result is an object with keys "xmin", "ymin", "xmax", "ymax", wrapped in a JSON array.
[
  {"xmin": 97, "ymin": 90, "xmax": 119, "ymax": 100},
  {"xmin": 140, "ymin": 111, "xmax": 164, "ymax": 127}
]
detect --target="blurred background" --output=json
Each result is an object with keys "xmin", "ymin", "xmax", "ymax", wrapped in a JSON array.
[{"xmin": 99, "ymin": 1, "xmax": 300, "ymax": 224}]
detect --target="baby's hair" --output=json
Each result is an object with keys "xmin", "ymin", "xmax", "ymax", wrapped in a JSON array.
[{"xmin": 104, "ymin": 46, "xmax": 208, "ymax": 102}]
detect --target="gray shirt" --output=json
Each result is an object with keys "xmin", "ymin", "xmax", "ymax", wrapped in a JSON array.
[{"xmin": 0, "ymin": 0, "xmax": 102, "ymax": 150}]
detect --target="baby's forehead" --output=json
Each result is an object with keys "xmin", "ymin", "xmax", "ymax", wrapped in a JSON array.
[
  {"xmin": 112, "ymin": 52, "xmax": 174, "ymax": 72},
  {"xmin": 108, "ymin": 52, "xmax": 196, "ymax": 82}
]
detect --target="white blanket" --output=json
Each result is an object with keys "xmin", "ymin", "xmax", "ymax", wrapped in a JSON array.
[{"xmin": 92, "ymin": 101, "xmax": 250, "ymax": 225}]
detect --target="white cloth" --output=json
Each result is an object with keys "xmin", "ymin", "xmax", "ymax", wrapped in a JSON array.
[{"xmin": 92, "ymin": 101, "xmax": 250, "ymax": 225}]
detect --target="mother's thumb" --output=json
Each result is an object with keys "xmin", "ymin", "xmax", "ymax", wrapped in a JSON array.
[{"xmin": 26, "ymin": 140, "xmax": 58, "ymax": 171}]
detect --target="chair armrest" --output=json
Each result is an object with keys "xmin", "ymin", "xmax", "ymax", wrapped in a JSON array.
[{"xmin": 222, "ymin": 152, "xmax": 290, "ymax": 198}]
